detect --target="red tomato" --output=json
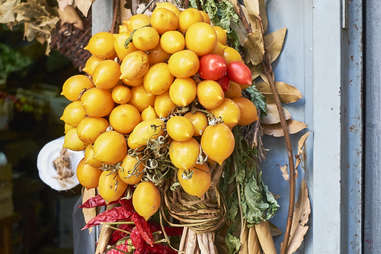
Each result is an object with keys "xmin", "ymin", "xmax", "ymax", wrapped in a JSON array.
[
  {"xmin": 217, "ymin": 76, "xmax": 230, "ymax": 92},
  {"xmin": 227, "ymin": 61, "xmax": 252, "ymax": 85},
  {"xmin": 199, "ymin": 54, "xmax": 227, "ymax": 80}
]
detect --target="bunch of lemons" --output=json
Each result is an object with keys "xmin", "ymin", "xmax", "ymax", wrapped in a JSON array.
[{"xmin": 59, "ymin": 3, "xmax": 258, "ymax": 221}]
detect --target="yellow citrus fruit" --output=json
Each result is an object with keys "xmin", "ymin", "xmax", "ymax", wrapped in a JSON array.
[
  {"xmin": 178, "ymin": 164, "xmax": 211, "ymax": 197},
  {"xmin": 150, "ymin": 8, "xmax": 179, "ymax": 34},
  {"xmin": 212, "ymin": 42, "xmax": 227, "ymax": 56},
  {"xmin": 223, "ymin": 47, "xmax": 242, "ymax": 64},
  {"xmin": 132, "ymin": 182, "xmax": 161, "ymax": 220},
  {"xmin": 213, "ymin": 26, "xmax": 227, "ymax": 45},
  {"xmin": 160, "ymin": 31, "xmax": 185, "ymax": 54},
  {"xmin": 77, "ymin": 158, "xmax": 102, "ymax": 189},
  {"xmin": 130, "ymin": 86, "xmax": 155, "ymax": 112},
  {"xmin": 81, "ymin": 88, "xmax": 115, "ymax": 117},
  {"xmin": 201, "ymin": 123, "xmax": 235, "ymax": 165},
  {"xmin": 132, "ymin": 27, "xmax": 160, "ymax": 51},
  {"xmin": 120, "ymin": 51, "xmax": 150, "ymax": 80},
  {"xmin": 64, "ymin": 123, "xmax": 74, "ymax": 134},
  {"xmin": 93, "ymin": 131, "xmax": 127, "ymax": 164},
  {"xmin": 60, "ymin": 101, "xmax": 86, "ymax": 127},
  {"xmin": 77, "ymin": 117, "xmax": 109, "ymax": 144},
  {"xmin": 63, "ymin": 128, "xmax": 86, "ymax": 151},
  {"xmin": 98, "ymin": 171, "xmax": 127, "ymax": 203},
  {"xmin": 154, "ymin": 92, "xmax": 176, "ymax": 118},
  {"xmin": 114, "ymin": 33, "xmax": 137, "ymax": 60},
  {"xmin": 197, "ymin": 80, "xmax": 225, "ymax": 110},
  {"xmin": 185, "ymin": 22, "xmax": 217, "ymax": 56},
  {"xmin": 184, "ymin": 112, "xmax": 208, "ymax": 136},
  {"xmin": 141, "ymin": 105, "xmax": 157, "ymax": 121},
  {"xmin": 83, "ymin": 55, "xmax": 102, "ymax": 76},
  {"xmin": 179, "ymin": 8, "xmax": 203, "ymax": 33},
  {"xmin": 125, "ymin": 14, "xmax": 150, "ymax": 31},
  {"xmin": 112, "ymin": 84, "xmax": 131, "ymax": 104},
  {"xmin": 200, "ymin": 11, "xmax": 210, "ymax": 23},
  {"xmin": 168, "ymin": 50, "xmax": 199, "ymax": 78},
  {"xmin": 119, "ymin": 24, "xmax": 129, "ymax": 33},
  {"xmin": 167, "ymin": 116, "xmax": 194, "ymax": 141},
  {"xmin": 61, "ymin": 75, "xmax": 94, "ymax": 101},
  {"xmin": 84, "ymin": 145, "xmax": 102, "ymax": 168},
  {"xmin": 156, "ymin": 2, "xmax": 180, "ymax": 16},
  {"xmin": 148, "ymin": 45, "xmax": 170, "ymax": 65},
  {"xmin": 92, "ymin": 60, "xmax": 121, "ymax": 89},
  {"xmin": 85, "ymin": 32, "xmax": 115, "ymax": 59},
  {"xmin": 109, "ymin": 104, "xmax": 141, "ymax": 134},
  {"xmin": 169, "ymin": 78, "xmax": 197, "ymax": 107},
  {"xmin": 233, "ymin": 97, "xmax": 258, "ymax": 126},
  {"xmin": 122, "ymin": 77, "xmax": 143, "ymax": 87},
  {"xmin": 128, "ymin": 119, "xmax": 165, "ymax": 149},
  {"xmin": 225, "ymin": 81, "xmax": 242, "ymax": 98},
  {"xmin": 118, "ymin": 155, "xmax": 145, "ymax": 185},
  {"xmin": 144, "ymin": 63, "xmax": 174, "ymax": 95},
  {"xmin": 211, "ymin": 98, "xmax": 241, "ymax": 128},
  {"xmin": 169, "ymin": 138, "xmax": 199, "ymax": 169}
]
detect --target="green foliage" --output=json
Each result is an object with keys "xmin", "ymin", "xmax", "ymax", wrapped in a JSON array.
[
  {"xmin": 0, "ymin": 43, "xmax": 32, "ymax": 85},
  {"xmin": 246, "ymin": 84, "xmax": 267, "ymax": 114},
  {"xmin": 225, "ymin": 233, "xmax": 241, "ymax": 254}
]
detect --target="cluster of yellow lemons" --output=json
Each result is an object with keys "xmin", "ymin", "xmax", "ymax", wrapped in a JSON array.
[{"xmin": 59, "ymin": 3, "xmax": 258, "ymax": 220}]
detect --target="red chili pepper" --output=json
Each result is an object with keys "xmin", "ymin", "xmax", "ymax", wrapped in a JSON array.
[
  {"xmin": 131, "ymin": 213, "xmax": 154, "ymax": 247},
  {"xmin": 82, "ymin": 206, "xmax": 133, "ymax": 230},
  {"xmin": 110, "ymin": 224, "xmax": 134, "ymax": 245},
  {"xmin": 130, "ymin": 227, "xmax": 145, "ymax": 254},
  {"xmin": 106, "ymin": 243, "xmax": 131, "ymax": 254},
  {"xmin": 80, "ymin": 195, "xmax": 119, "ymax": 208},
  {"xmin": 149, "ymin": 224, "xmax": 183, "ymax": 237}
]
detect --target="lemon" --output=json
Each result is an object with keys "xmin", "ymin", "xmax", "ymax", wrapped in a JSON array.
[
  {"xmin": 120, "ymin": 51, "xmax": 150, "ymax": 80},
  {"xmin": 124, "ymin": 14, "xmax": 150, "ymax": 31},
  {"xmin": 92, "ymin": 60, "xmax": 121, "ymax": 89},
  {"xmin": 154, "ymin": 92, "xmax": 176, "ymax": 118},
  {"xmin": 179, "ymin": 8, "xmax": 203, "ymax": 33},
  {"xmin": 84, "ymin": 32, "xmax": 115, "ymax": 59},
  {"xmin": 144, "ymin": 63, "xmax": 174, "ymax": 95},
  {"xmin": 167, "ymin": 116, "xmax": 194, "ymax": 141},
  {"xmin": 128, "ymin": 119, "xmax": 165, "ymax": 149},
  {"xmin": 64, "ymin": 128, "xmax": 86, "ymax": 151},
  {"xmin": 185, "ymin": 22, "xmax": 217, "ymax": 56},
  {"xmin": 141, "ymin": 105, "xmax": 157, "ymax": 121},
  {"xmin": 114, "ymin": 33, "xmax": 137, "ymax": 60},
  {"xmin": 60, "ymin": 101, "xmax": 86, "ymax": 127},
  {"xmin": 132, "ymin": 27, "xmax": 160, "ymax": 51},
  {"xmin": 150, "ymin": 8, "xmax": 179, "ymax": 34},
  {"xmin": 169, "ymin": 78, "xmax": 197, "ymax": 106},
  {"xmin": 168, "ymin": 50, "xmax": 199, "ymax": 78},
  {"xmin": 160, "ymin": 31, "xmax": 185, "ymax": 54}
]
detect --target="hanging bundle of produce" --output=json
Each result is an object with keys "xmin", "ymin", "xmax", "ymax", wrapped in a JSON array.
[{"xmin": 57, "ymin": 0, "xmax": 311, "ymax": 253}]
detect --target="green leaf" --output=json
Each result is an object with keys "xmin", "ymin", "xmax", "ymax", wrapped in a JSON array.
[
  {"xmin": 245, "ymin": 84, "xmax": 267, "ymax": 113},
  {"xmin": 225, "ymin": 233, "xmax": 241, "ymax": 254}
]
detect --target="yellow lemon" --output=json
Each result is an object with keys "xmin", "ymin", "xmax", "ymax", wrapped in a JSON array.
[
  {"xmin": 130, "ymin": 85, "xmax": 155, "ymax": 112},
  {"xmin": 61, "ymin": 75, "xmax": 94, "ymax": 101},
  {"xmin": 233, "ymin": 97, "xmax": 258, "ymax": 126},
  {"xmin": 119, "ymin": 155, "xmax": 145, "ymax": 185},
  {"xmin": 93, "ymin": 131, "xmax": 127, "ymax": 164},
  {"xmin": 212, "ymin": 42, "xmax": 227, "ymax": 56},
  {"xmin": 150, "ymin": 8, "xmax": 179, "ymax": 34},
  {"xmin": 154, "ymin": 92, "xmax": 176, "ymax": 118},
  {"xmin": 77, "ymin": 117, "xmax": 109, "ymax": 144},
  {"xmin": 84, "ymin": 32, "xmax": 115, "ymax": 59},
  {"xmin": 144, "ymin": 63, "xmax": 174, "ymax": 95},
  {"xmin": 169, "ymin": 138, "xmax": 199, "ymax": 169},
  {"xmin": 141, "ymin": 105, "xmax": 157, "ymax": 121},
  {"xmin": 184, "ymin": 112, "xmax": 208, "ymax": 136},
  {"xmin": 167, "ymin": 116, "xmax": 194, "ymax": 141},
  {"xmin": 122, "ymin": 77, "xmax": 143, "ymax": 87},
  {"xmin": 223, "ymin": 47, "xmax": 242, "ymax": 64},
  {"xmin": 84, "ymin": 145, "xmax": 102, "ymax": 168},
  {"xmin": 98, "ymin": 171, "xmax": 127, "ymax": 203},
  {"xmin": 213, "ymin": 26, "xmax": 227, "ymax": 45},
  {"xmin": 125, "ymin": 14, "xmax": 150, "ymax": 31},
  {"xmin": 179, "ymin": 8, "xmax": 203, "ymax": 33},
  {"xmin": 132, "ymin": 26, "xmax": 160, "ymax": 51},
  {"xmin": 132, "ymin": 182, "xmax": 161, "ymax": 220},
  {"xmin": 64, "ymin": 123, "xmax": 74, "ymax": 134},
  {"xmin": 119, "ymin": 24, "xmax": 129, "ymax": 33},
  {"xmin": 128, "ymin": 119, "xmax": 165, "ymax": 149},
  {"xmin": 114, "ymin": 33, "xmax": 137, "ymax": 60},
  {"xmin": 169, "ymin": 78, "xmax": 197, "ymax": 107},
  {"xmin": 156, "ymin": 2, "xmax": 180, "ymax": 16},
  {"xmin": 148, "ymin": 45, "xmax": 170, "ymax": 65},
  {"xmin": 225, "ymin": 81, "xmax": 242, "ymax": 98},
  {"xmin": 211, "ymin": 98, "xmax": 241, "ymax": 128},
  {"xmin": 76, "ymin": 159, "xmax": 102, "ymax": 188},
  {"xmin": 120, "ymin": 51, "xmax": 150, "ymax": 80},
  {"xmin": 178, "ymin": 164, "xmax": 211, "ymax": 197},
  {"xmin": 112, "ymin": 84, "xmax": 131, "ymax": 104},
  {"xmin": 109, "ymin": 104, "xmax": 141, "ymax": 134},
  {"xmin": 81, "ymin": 88, "xmax": 115, "ymax": 117},
  {"xmin": 200, "ymin": 11, "xmax": 210, "ymax": 23},
  {"xmin": 197, "ymin": 80, "xmax": 224, "ymax": 109},
  {"xmin": 201, "ymin": 123, "xmax": 235, "ymax": 165},
  {"xmin": 168, "ymin": 50, "xmax": 199, "ymax": 78},
  {"xmin": 60, "ymin": 101, "xmax": 86, "ymax": 127},
  {"xmin": 92, "ymin": 60, "xmax": 121, "ymax": 89},
  {"xmin": 64, "ymin": 128, "xmax": 86, "ymax": 151},
  {"xmin": 185, "ymin": 22, "xmax": 217, "ymax": 56},
  {"xmin": 82, "ymin": 56, "xmax": 102, "ymax": 76},
  {"xmin": 160, "ymin": 31, "xmax": 185, "ymax": 54}
]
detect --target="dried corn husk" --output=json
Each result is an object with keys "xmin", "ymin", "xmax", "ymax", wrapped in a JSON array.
[{"xmin": 255, "ymin": 221, "xmax": 276, "ymax": 254}]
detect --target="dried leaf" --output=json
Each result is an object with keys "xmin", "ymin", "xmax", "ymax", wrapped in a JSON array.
[
  {"xmin": 239, "ymin": 224, "xmax": 248, "ymax": 254},
  {"xmin": 295, "ymin": 132, "xmax": 310, "ymax": 169},
  {"xmin": 75, "ymin": 0, "xmax": 93, "ymax": 17},
  {"xmin": 280, "ymin": 165, "xmax": 289, "ymax": 181},
  {"xmin": 269, "ymin": 222, "xmax": 282, "ymax": 237},
  {"xmin": 254, "ymin": 221, "xmax": 276, "ymax": 254},
  {"xmin": 243, "ymin": 0, "xmax": 259, "ymax": 16},
  {"xmin": 0, "ymin": 0, "xmax": 18, "ymax": 24},
  {"xmin": 248, "ymin": 226, "xmax": 261, "ymax": 254},
  {"xmin": 263, "ymin": 120, "xmax": 307, "ymax": 137},
  {"xmin": 261, "ymin": 104, "xmax": 291, "ymax": 125},
  {"xmin": 244, "ymin": 26, "xmax": 264, "ymax": 65},
  {"xmin": 256, "ymin": 81, "xmax": 303, "ymax": 104},
  {"xmin": 264, "ymin": 27, "xmax": 287, "ymax": 63},
  {"xmin": 82, "ymin": 188, "xmax": 96, "ymax": 233},
  {"xmin": 57, "ymin": 0, "xmax": 73, "ymax": 10},
  {"xmin": 58, "ymin": 5, "xmax": 83, "ymax": 30},
  {"xmin": 286, "ymin": 180, "xmax": 311, "ymax": 254},
  {"xmin": 243, "ymin": 0, "xmax": 268, "ymax": 33}
]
